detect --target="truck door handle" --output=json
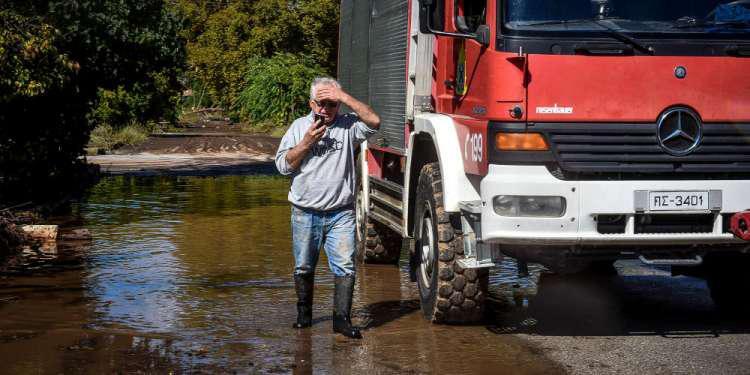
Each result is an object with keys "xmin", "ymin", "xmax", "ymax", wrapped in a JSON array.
[{"xmin": 444, "ymin": 79, "xmax": 456, "ymax": 89}]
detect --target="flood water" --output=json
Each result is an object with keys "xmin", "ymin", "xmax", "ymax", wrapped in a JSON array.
[{"xmin": 0, "ymin": 175, "xmax": 563, "ymax": 374}]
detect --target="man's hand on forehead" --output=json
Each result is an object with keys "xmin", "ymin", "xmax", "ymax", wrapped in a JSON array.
[{"xmin": 315, "ymin": 85, "xmax": 344, "ymax": 104}]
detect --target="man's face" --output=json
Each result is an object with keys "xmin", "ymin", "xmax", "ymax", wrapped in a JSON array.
[{"xmin": 309, "ymin": 85, "xmax": 339, "ymax": 125}]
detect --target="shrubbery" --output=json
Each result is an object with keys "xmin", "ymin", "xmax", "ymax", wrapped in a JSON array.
[
  {"xmin": 0, "ymin": 1, "xmax": 185, "ymax": 203},
  {"xmin": 174, "ymin": 0, "xmax": 339, "ymax": 126},
  {"xmin": 234, "ymin": 53, "xmax": 326, "ymax": 125}
]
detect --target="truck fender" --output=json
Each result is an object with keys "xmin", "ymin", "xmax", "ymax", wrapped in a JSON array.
[{"xmin": 404, "ymin": 113, "xmax": 481, "ymax": 237}]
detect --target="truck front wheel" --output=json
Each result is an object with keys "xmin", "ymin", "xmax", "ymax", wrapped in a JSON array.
[{"xmin": 414, "ymin": 162, "xmax": 488, "ymax": 323}]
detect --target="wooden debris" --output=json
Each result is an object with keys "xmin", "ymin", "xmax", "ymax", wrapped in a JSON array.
[{"xmin": 20, "ymin": 225, "xmax": 58, "ymax": 240}]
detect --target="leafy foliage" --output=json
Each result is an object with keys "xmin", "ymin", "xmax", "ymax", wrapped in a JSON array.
[
  {"xmin": 47, "ymin": 0, "xmax": 186, "ymax": 127},
  {"xmin": 92, "ymin": 71, "xmax": 181, "ymax": 130},
  {"xmin": 89, "ymin": 123, "xmax": 150, "ymax": 152},
  {"xmin": 173, "ymin": 0, "xmax": 340, "ymax": 122},
  {"xmin": 0, "ymin": 10, "xmax": 75, "ymax": 100},
  {"xmin": 234, "ymin": 53, "xmax": 326, "ymax": 125},
  {"xmin": 182, "ymin": 3, "xmax": 255, "ymax": 111},
  {"xmin": 0, "ymin": 1, "xmax": 185, "ymax": 203}
]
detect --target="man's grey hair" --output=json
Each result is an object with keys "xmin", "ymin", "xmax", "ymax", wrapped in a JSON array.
[{"xmin": 310, "ymin": 77, "xmax": 341, "ymax": 100}]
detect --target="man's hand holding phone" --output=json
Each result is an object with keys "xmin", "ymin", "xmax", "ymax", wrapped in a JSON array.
[{"xmin": 302, "ymin": 116, "xmax": 327, "ymax": 148}]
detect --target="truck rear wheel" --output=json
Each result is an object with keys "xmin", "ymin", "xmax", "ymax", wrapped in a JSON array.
[
  {"xmin": 414, "ymin": 162, "xmax": 488, "ymax": 323},
  {"xmin": 356, "ymin": 176, "xmax": 402, "ymax": 264}
]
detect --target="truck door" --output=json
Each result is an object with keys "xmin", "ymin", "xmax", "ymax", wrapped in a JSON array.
[
  {"xmin": 453, "ymin": 0, "xmax": 488, "ymax": 116},
  {"xmin": 453, "ymin": 1, "xmax": 491, "ymax": 176}
]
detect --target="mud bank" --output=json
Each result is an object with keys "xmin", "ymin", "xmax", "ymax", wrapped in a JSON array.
[
  {"xmin": 87, "ymin": 132, "xmax": 280, "ymax": 176},
  {"xmin": 87, "ymin": 153, "xmax": 276, "ymax": 176}
]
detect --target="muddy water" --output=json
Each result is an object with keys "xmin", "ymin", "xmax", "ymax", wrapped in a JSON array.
[{"xmin": 0, "ymin": 175, "xmax": 562, "ymax": 374}]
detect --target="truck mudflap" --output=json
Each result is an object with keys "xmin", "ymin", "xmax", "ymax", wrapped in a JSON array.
[{"xmin": 730, "ymin": 211, "xmax": 750, "ymax": 241}]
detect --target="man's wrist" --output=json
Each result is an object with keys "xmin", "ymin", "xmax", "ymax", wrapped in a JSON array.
[
  {"xmin": 300, "ymin": 139, "xmax": 315, "ymax": 150},
  {"xmin": 339, "ymin": 92, "xmax": 354, "ymax": 107}
]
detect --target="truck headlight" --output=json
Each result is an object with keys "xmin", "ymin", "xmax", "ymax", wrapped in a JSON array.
[{"xmin": 493, "ymin": 195, "xmax": 566, "ymax": 217}]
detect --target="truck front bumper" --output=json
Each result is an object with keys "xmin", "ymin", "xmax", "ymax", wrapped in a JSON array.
[{"xmin": 479, "ymin": 165, "xmax": 749, "ymax": 246}]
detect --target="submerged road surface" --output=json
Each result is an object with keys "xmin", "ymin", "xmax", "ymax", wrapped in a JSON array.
[{"xmin": 1, "ymin": 175, "xmax": 748, "ymax": 374}]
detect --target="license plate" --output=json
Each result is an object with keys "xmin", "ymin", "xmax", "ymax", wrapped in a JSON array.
[{"xmin": 648, "ymin": 191, "xmax": 709, "ymax": 211}]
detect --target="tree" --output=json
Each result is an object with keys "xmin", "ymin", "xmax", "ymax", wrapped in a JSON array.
[
  {"xmin": 172, "ymin": 0, "xmax": 340, "ymax": 120},
  {"xmin": 0, "ymin": 1, "xmax": 186, "ymax": 203}
]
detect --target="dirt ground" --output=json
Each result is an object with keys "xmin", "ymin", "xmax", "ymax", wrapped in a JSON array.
[{"xmin": 89, "ymin": 120, "xmax": 281, "ymax": 175}]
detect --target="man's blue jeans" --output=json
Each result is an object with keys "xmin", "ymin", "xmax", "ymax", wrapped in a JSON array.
[{"xmin": 291, "ymin": 205, "xmax": 356, "ymax": 277}]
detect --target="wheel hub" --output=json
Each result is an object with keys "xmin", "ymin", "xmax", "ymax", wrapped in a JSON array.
[{"xmin": 419, "ymin": 210, "xmax": 435, "ymax": 289}]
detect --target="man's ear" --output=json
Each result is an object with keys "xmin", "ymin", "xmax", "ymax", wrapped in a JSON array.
[{"xmin": 309, "ymin": 100, "xmax": 316, "ymax": 112}]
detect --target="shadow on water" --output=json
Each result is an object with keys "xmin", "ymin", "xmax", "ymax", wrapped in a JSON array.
[
  {"xmin": 485, "ymin": 260, "xmax": 750, "ymax": 338},
  {"xmin": 358, "ymin": 299, "xmax": 421, "ymax": 330}
]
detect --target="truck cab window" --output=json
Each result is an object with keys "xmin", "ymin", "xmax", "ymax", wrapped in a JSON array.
[
  {"xmin": 456, "ymin": 0, "xmax": 487, "ymax": 33},
  {"xmin": 431, "ymin": 0, "xmax": 446, "ymax": 31}
]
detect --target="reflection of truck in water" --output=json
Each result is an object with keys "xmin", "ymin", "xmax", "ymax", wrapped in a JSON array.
[{"xmin": 339, "ymin": 0, "xmax": 750, "ymax": 323}]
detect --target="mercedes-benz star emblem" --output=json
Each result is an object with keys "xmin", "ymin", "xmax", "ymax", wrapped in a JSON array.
[{"xmin": 657, "ymin": 108, "xmax": 702, "ymax": 156}]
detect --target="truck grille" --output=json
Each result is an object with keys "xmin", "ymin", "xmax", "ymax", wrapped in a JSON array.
[{"xmin": 534, "ymin": 123, "xmax": 750, "ymax": 179}]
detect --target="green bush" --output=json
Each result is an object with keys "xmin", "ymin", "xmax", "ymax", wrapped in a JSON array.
[
  {"xmin": 233, "ymin": 53, "xmax": 326, "ymax": 126},
  {"xmin": 172, "ymin": 0, "xmax": 339, "ymax": 120},
  {"xmin": 92, "ymin": 71, "xmax": 181, "ymax": 130},
  {"xmin": 0, "ymin": 10, "xmax": 74, "ymax": 101},
  {"xmin": 89, "ymin": 125, "xmax": 117, "ymax": 151},
  {"xmin": 89, "ymin": 123, "xmax": 150, "ymax": 151},
  {"xmin": 0, "ymin": 1, "xmax": 186, "ymax": 204}
]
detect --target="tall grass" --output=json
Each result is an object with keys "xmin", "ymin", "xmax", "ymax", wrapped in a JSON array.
[{"xmin": 89, "ymin": 122, "xmax": 149, "ymax": 152}]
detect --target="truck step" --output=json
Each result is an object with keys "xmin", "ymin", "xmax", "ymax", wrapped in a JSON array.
[
  {"xmin": 369, "ymin": 206, "xmax": 402, "ymax": 235},
  {"xmin": 370, "ymin": 190, "xmax": 403, "ymax": 212},
  {"xmin": 369, "ymin": 176, "xmax": 403, "ymax": 196},
  {"xmin": 367, "ymin": 176, "xmax": 404, "ymax": 234}
]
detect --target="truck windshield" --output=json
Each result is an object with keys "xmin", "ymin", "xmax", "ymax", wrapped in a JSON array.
[{"xmin": 504, "ymin": 0, "xmax": 750, "ymax": 34}]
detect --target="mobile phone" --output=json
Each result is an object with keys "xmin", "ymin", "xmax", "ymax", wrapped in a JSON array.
[{"xmin": 314, "ymin": 113, "xmax": 325, "ymax": 126}]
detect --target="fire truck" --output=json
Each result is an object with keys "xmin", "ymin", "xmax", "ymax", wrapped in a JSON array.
[{"xmin": 338, "ymin": 0, "xmax": 750, "ymax": 323}]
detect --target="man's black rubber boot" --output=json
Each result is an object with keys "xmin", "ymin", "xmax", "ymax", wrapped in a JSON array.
[
  {"xmin": 293, "ymin": 273, "xmax": 314, "ymax": 329},
  {"xmin": 332, "ymin": 275, "xmax": 362, "ymax": 339}
]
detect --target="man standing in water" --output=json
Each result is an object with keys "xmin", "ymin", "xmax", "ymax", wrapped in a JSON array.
[{"xmin": 275, "ymin": 77, "xmax": 380, "ymax": 339}]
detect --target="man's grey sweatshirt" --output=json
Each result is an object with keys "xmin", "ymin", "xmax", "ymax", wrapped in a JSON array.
[{"xmin": 275, "ymin": 112, "xmax": 377, "ymax": 211}]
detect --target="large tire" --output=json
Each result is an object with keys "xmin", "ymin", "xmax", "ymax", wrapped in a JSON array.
[
  {"xmin": 362, "ymin": 220, "xmax": 402, "ymax": 264},
  {"xmin": 414, "ymin": 162, "xmax": 489, "ymax": 323},
  {"xmin": 355, "ymin": 169, "xmax": 402, "ymax": 264}
]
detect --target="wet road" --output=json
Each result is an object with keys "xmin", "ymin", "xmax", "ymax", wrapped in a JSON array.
[{"xmin": 1, "ymin": 175, "xmax": 749, "ymax": 374}]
